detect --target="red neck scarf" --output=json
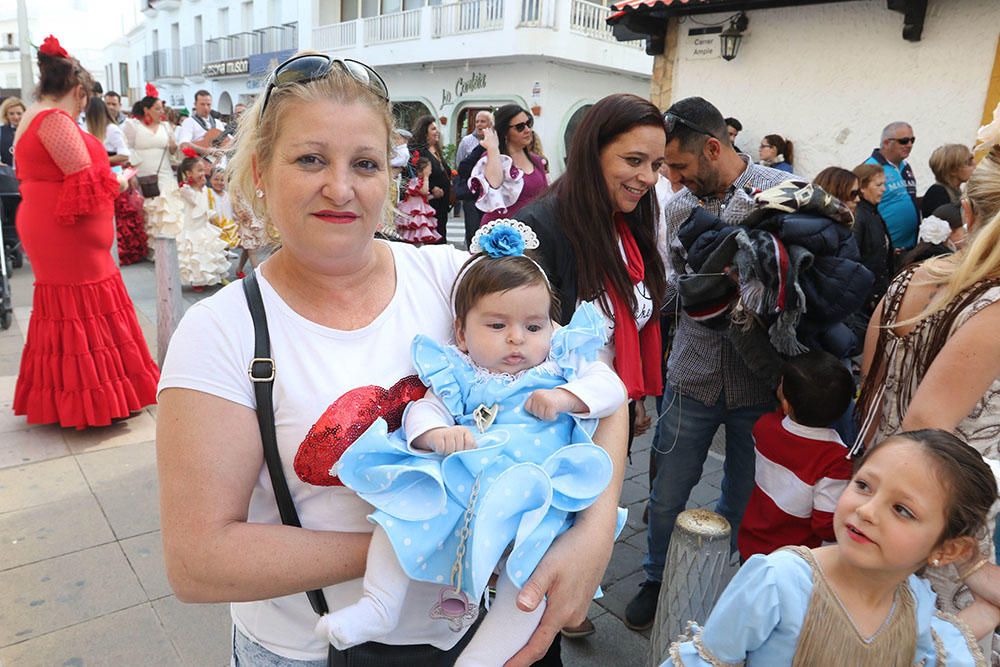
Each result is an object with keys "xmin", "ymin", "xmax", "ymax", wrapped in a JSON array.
[{"xmin": 606, "ymin": 214, "xmax": 662, "ymax": 400}]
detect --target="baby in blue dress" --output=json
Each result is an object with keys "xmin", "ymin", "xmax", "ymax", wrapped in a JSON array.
[{"xmin": 316, "ymin": 221, "xmax": 627, "ymax": 664}]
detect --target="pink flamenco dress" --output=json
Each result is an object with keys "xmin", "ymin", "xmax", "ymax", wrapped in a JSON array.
[
  {"xmin": 394, "ymin": 177, "xmax": 442, "ymax": 244},
  {"xmin": 13, "ymin": 108, "xmax": 160, "ymax": 429}
]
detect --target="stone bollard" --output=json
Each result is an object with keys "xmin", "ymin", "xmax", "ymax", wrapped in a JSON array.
[
  {"xmin": 647, "ymin": 509, "xmax": 733, "ymax": 667},
  {"xmin": 153, "ymin": 235, "xmax": 183, "ymax": 367}
]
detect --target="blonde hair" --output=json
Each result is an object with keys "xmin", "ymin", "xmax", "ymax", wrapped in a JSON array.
[
  {"xmin": 0, "ymin": 97, "xmax": 24, "ymax": 125},
  {"xmin": 226, "ymin": 52, "xmax": 395, "ymax": 241},
  {"xmin": 928, "ymin": 143, "xmax": 973, "ymax": 187},
  {"xmin": 913, "ymin": 146, "xmax": 1000, "ymax": 322}
]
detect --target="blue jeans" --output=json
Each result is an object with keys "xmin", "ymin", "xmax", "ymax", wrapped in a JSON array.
[
  {"xmin": 232, "ymin": 626, "xmax": 327, "ymax": 667},
  {"xmin": 643, "ymin": 388, "xmax": 769, "ymax": 582}
]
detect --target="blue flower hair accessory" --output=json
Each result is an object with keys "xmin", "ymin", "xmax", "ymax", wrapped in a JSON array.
[{"xmin": 469, "ymin": 219, "xmax": 539, "ymax": 257}]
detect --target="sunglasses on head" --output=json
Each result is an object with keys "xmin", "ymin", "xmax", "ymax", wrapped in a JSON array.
[
  {"xmin": 259, "ymin": 54, "xmax": 389, "ymax": 121},
  {"xmin": 512, "ymin": 118, "xmax": 534, "ymax": 132},
  {"xmin": 891, "ymin": 136, "xmax": 916, "ymax": 145},
  {"xmin": 664, "ymin": 112, "xmax": 718, "ymax": 141}
]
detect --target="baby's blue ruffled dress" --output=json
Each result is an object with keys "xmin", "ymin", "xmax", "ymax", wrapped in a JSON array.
[{"xmin": 335, "ymin": 302, "xmax": 625, "ymax": 606}]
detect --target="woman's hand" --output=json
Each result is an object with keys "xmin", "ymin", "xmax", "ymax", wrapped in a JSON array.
[
  {"xmin": 479, "ymin": 127, "xmax": 499, "ymax": 154},
  {"xmin": 430, "ymin": 186, "xmax": 445, "ymax": 199}
]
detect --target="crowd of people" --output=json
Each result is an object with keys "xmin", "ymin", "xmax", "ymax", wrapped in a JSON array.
[{"xmin": 10, "ymin": 38, "xmax": 1000, "ymax": 666}]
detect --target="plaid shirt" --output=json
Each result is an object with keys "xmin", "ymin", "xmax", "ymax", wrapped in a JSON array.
[{"xmin": 663, "ymin": 156, "xmax": 797, "ymax": 408}]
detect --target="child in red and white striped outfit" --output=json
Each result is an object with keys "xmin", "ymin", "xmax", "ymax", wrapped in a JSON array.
[{"xmin": 737, "ymin": 350, "xmax": 856, "ymax": 561}]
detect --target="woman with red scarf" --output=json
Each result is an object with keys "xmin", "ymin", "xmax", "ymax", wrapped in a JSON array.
[{"xmin": 516, "ymin": 93, "xmax": 667, "ymax": 637}]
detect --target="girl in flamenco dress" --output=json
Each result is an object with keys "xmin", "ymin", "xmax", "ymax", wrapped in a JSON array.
[
  {"xmin": 316, "ymin": 221, "xmax": 628, "ymax": 666},
  {"xmin": 395, "ymin": 155, "xmax": 442, "ymax": 245},
  {"xmin": 12, "ymin": 36, "xmax": 159, "ymax": 429},
  {"xmin": 206, "ymin": 166, "xmax": 240, "ymax": 250},
  {"xmin": 173, "ymin": 152, "xmax": 231, "ymax": 291}
]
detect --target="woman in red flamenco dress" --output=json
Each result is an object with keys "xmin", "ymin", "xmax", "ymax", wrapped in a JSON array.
[{"xmin": 12, "ymin": 37, "xmax": 159, "ymax": 429}]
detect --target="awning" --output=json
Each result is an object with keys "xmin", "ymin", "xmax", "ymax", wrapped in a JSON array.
[{"xmin": 608, "ymin": 0, "xmax": 860, "ymax": 25}]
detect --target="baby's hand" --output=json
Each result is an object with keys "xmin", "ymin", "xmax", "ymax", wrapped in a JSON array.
[
  {"xmin": 524, "ymin": 388, "xmax": 586, "ymax": 421},
  {"xmin": 414, "ymin": 426, "xmax": 477, "ymax": 455}
]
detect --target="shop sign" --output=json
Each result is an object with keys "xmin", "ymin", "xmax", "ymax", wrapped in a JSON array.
[
  {"xmin": 440, "ymin": 71, "xmax": 488, "ymax": 107},
  {"xmin": 682, "ymin": 27, "xmax": 722, "ymax": 61},
  {"xmin": 204, "ymin": 58, "xmax": 250, "ymax": 77}
]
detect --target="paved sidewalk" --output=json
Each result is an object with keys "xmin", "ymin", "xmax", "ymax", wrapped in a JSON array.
[{"xmin": 0, "ymin": 238, "xmax": 727, "ymax": 666}]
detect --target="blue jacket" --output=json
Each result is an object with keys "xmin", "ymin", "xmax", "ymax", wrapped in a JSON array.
[{"xmin": 865, "ymin": 149, "xmax": 919, "ymax": 250}]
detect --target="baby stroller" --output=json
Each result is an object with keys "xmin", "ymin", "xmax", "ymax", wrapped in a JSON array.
[{"xmin": 0, "ymin": 163, "xmax": 17, "ymax": 329}]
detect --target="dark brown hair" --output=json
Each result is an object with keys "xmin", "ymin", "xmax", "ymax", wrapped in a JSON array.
[
  {"xmin": 37, "ymin": 50, "xmax": 93, "ymax": 100},
  {"xmin": 410, "ymin": 114, "xmax": 444, "ymax": 159},
  {"xmin": 780, "ymin": 349, "xmax": 854, "ymax": 428},
  {"xmin": 856, "ymin": 430, "xmax": 997, "ymax": 543},
  {"xmin": 764, "ymin": 134, "xmax": 794, "ymax": 167},
  {"xmin": 550, "ymin": 93, "xmax": 666, "ymax": 317},
  {"xmin": 453, "ymin": 254, "xmax": 559, "ymax": 327},
  {"xmin": 494, "ymin": 103, "xmax": 532, "ymax": 160},
  {"xmin": 177, "ymin": 157, "xmax": 202, "ymax": 185},
  {"xmin": 813, "ymin": 166, "xmax": 858, "ymax": 210}
]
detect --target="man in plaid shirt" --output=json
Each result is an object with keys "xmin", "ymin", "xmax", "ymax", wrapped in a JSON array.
[{"xmin": 627, "ymin": 97, "xmax": 797, "ymax": 630}]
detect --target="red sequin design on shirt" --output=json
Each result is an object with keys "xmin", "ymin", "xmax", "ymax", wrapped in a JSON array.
[{"xmin": 294, "ymin": 375, "xmax": 427, "ymax": 486}]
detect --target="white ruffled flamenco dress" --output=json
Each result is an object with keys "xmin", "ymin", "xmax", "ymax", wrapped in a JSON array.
[{"xmin": 175, "ymin": 185, "xmax": 231, "ymax": 287}]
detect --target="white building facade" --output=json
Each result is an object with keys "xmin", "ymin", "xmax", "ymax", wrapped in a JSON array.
[
  {"xmin": 109, "ymin": 0, "xmax": 652, "ymax": 175},
  {"xmin": 609, "ymin": 0, "xmax": 1000, "ymax": 190}
]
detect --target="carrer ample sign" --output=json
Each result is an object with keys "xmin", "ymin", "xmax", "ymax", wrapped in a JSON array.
[{"xmin": 204, "ymin": 59, "xmax": 249, "ymax": 77}]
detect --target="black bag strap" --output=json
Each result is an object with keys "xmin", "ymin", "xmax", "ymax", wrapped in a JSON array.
[{"xmin": 242, "ymin": 272, "xmax": 330, "ymax": 621}]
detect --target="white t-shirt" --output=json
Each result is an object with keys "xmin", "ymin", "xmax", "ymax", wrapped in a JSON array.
[
  {"xmin": 158, "ymin": 241, "xmax": 469, "ymax": 660},
  {"xmin": 176, "ymin": 113, "xmax": 223, "ymax": 146},
  {"xmin": 103, "ymin": 123, "xmax": 128, "ymax": 156}
]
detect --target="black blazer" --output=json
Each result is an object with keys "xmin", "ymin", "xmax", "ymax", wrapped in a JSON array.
[{"xmin": 516, "ymin": 194, "xmax": 579, "ymax": 326}]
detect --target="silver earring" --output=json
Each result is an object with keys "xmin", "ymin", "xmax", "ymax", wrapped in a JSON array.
[
  {"xmin": 931, "ymin": 558, "xmax": 941, "ymax": 567},
  {"xmin": 255, "ymin": 189, "xmax": 264, "ymax": 199}
]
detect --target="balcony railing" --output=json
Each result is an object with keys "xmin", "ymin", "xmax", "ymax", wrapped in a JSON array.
[
  {"xmin": 182, "ymin": 44, "xmax": 203, "ymax": 76},
  {"xmin": 312, "ymin": 2, "xmax": 644, "ymax": 53},
  {"xmin": 431, "ymin": 0, "xmax": 504, "ymax": 38},
  {"xmin": 314, "ymin": 20, "xmax": 357, "ymax": 51},
  {"xmin": 364, "ymin": 8, "xmax": 422, "ymax": 45},
  {"xmin": 205, "ymin": 23, "xmax": 299, "ymax": 64},
  {"xmin": 144, "ymin": 48, "xmax": 182, "ymax": 80},
  {"xmin": 258, "ymin": 23, "xmax": 298, "ymax": 52},
  {"xmin": 570, "ymin": 0, "xmax": 640, "ymax": 47},
  {"xmin": 519, "ymin": 0, "xmax": 555, "ymax": 28}
]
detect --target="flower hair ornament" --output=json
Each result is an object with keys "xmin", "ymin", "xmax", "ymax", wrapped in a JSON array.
[
  {"xmin": 919, "ymin": 215, "xmax": 952, "ymax": 245},
  {"xmin": 469, "ymin": 219, "xmax": 539, "ymax": 257},
  {"xmin": 40, "ymin": 35, "xmax": 69, "ymax": 59},
  {"xmin": 145, "ymin": 82, "xmax": 159, "ymax": 99},
  {"xmin": 181, "ymin": 146, "xmax": 199, "ymax": 159}
]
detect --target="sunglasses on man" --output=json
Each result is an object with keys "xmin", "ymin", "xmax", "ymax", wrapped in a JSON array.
[
  {"xmin": 663, "ymin": 112, "xmax": 718, "ymax": 141},
  {"xmin": 890, "ymin": 136, "xmax": 916, "ymax": 146},
  {"xmin": 260, "ymin": 54, "xmax": 389, "ymax": 121}
]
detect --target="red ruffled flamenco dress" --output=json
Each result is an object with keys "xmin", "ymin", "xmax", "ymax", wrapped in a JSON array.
[
  {"xmin": 394, "ymin": 177, "xmax": 442, "ymax": 244},
  {"xmin": 13, "ymin": 108, "xmax": 160, "ymax": 429},
  {"xmin": 113, "ymin": 184, "xmax": 148, "ymax": 265}
]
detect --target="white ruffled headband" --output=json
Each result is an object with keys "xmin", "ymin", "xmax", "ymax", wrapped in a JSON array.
[{"xmin": 468, "ymin": 219, "xmax": 539, "ymax": 257}]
